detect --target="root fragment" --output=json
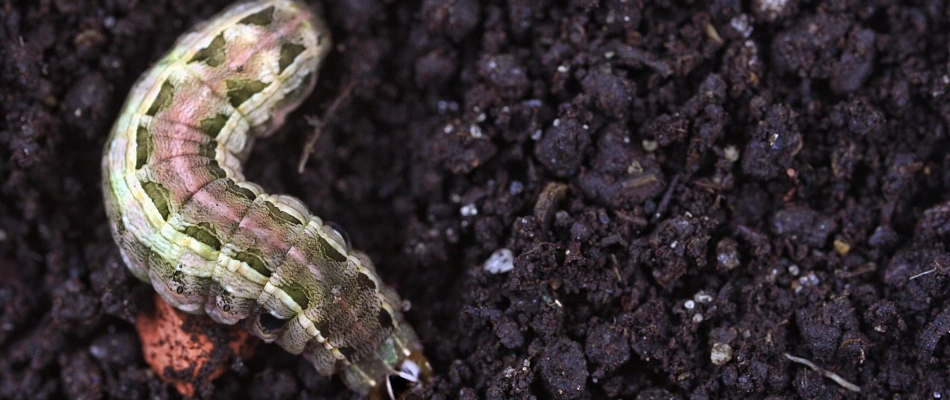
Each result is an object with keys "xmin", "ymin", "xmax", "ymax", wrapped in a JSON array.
[{"xmin": 783, "ymin": 352, "xmax": 861, "ymax": 393}]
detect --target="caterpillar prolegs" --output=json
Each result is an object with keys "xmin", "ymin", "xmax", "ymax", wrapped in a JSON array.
[{"xmin": 101, "ymin": 1, "xmax": 431, "ymax": 398}]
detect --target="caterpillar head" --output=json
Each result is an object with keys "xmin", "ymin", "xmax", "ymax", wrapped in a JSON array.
[
  {"xmin": 375, "ymin": 348, "xmax": 432, "ymax": 400},
  {"xmin": 340, "ymin": 324, "xmax": 432, "ymax": 400}
]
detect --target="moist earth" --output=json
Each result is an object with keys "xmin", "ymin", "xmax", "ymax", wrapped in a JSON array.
[{"xmin": 2, "ymin": 0, "xmax": 950, "ymax": 399}]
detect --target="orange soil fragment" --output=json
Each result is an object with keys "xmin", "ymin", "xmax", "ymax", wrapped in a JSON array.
[{"xmin": 135, "ymin": 293, "xmax": 259, "ymax": 397}]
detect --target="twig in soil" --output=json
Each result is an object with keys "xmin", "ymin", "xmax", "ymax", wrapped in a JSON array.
[
  {"xmin": 297, "ymin": 80, "xmax": 357, "ymax": 173},
  {"xmin": 605, "ymin": 41, "xmax": 673, "ymax": 77},
  {"xmin": 533, "ymin": 182, "xmax": 569, "ymax": 232},
  {"xmin": 611, "ymin": 254, "xmax": 623, "ymax": 283},
  {"xmin": 783, "ymin": 353, "xmax": 861, "ymax": 392},
  {"xmin": 910, "ymin": 268, "xmax": 937, "ymax": 280},
  {"xmin": 652, "ymin": 174, "xmax": 680, "ymax": 223},
  {"xmin": 910, "ymin": 261, "xmax": 941, "ymax": 280},
  {"xmin": 834, "ymin": 262, "xmax": 878, "ymax": 279}
]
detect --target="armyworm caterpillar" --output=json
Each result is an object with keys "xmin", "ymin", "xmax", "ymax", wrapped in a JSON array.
[{"xmin": 101, "ymin": 1, "xmax": 430, "ymax": 398}]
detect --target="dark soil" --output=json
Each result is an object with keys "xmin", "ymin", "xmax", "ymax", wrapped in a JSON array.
[{"xmin": 3, "ymin": 0, "xmax": 950, "ymax": 398}]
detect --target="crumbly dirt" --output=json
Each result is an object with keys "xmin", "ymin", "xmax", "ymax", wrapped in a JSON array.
[{"xmin": 2, "ymin": 0, "xmax": 950, "ymax": 399}]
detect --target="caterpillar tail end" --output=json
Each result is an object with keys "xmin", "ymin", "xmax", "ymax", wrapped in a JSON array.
[{"xmin": 339, "ymin": 324, "xmax": 433, "ymax": 400}]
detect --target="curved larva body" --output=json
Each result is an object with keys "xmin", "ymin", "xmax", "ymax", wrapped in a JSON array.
[{"xmin": 101, "ymin": 1, "xmax": 429, "ymax": 397}]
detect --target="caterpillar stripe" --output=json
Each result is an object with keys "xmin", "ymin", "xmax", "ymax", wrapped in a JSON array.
[{"xmin": 101, "ymin": 1, "xmax": 430, "ymax": 398}]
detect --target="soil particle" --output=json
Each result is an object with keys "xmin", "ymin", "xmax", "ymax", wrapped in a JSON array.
[
  {"xmin": 539, "ymin": 338, "xmax": 588, "ymax": 399},
  {"xmin": 60, "ymin": 72, "xmax": 113, "ymax": 138},
  {"xmin": 484, "ymin": 359, "xmax": 534, "ymax": 400},
  {"xmin": 478, "ymin": 54, "xmax": 530, "ymax": 98},
  {"xmin": 863, "ymin": 300, "xmax": 906, "ymax": 340},
  {"xmin": 2, "ymin": 105, "xmax": 58, "ymax": 168},
  {"xmin": 771, "ymin": 12, "xmax": 853, "ymax": 80},
  {"xmin": 648, "ymin": 214, "xmax": 715, "ymax": 286},
  {"xmin": 794, "ymin": 297, "xmax": 862, "ymax": 363},
  {"xmin": 771, "ymin": 205, "xmax": 837, "ymax": 248},
  {"xmin": 791, "ymin": 368, "xmax": 836, "ymax": 399},
  {"xmin": 740, "ymin": 104, "xmax": 802, "ymax": 180},
  {"xmin": 715, "ymin": 237, "xmax": 741, "ymax": 271},
  {"xmin": 915, "ymin": 200, "xmax": 950, "ymax": 243},
  {"xmin": 1, "ymin": 320, "xmax": 68, "ymax": 399},
  {"xmin": 135, "ymin": 294, "xmax": 258, "ymax": 397},
  {"xmin": 414, "ymin": 48, "xmax": 459, "ymax": 88},
  {"xmin": 752, "ymin": 0, "xmax": 796, "ymax": 22},
  {"xmin": 580, "ymin": 70, "xmax": 636, "ymax": 119},
  {"xmin": 421, "ymin": 0, "xmax": 481, "ymax": 42},
  {"xmin": 51, "ymin": 278, "xmax": 101, "ymax": 332},
  {"xmin": 584, "ymin": 319, "xmax": 630, "ymax": 379},
  {"xmin": 626, "ymin": 299, "xmax": 671, "ymax": 368},
  {"xmin": 88, "ymin": 332, "xmax": 142, "ymax": 369},
  {"xmin": 88, "ymin": 254, "xmax": 150, "ymax": 323},
  {"xmin": 535, "ymin": 116, "xmax": 592, "ymax": 178},
  {"xmin": 578, "ymin": 122, "xmax": 665, "ymax": 208},
  {"xmin": 246, "ymin": 368, "xmax": 299, "ymax": 400},
  {"xmin": 465, "ymin": 305, "xmax": 525, "ymax": 349},
  {"xmin": 634, "ymin": 387, "xmax": 676, "ymax": 400},
  {"xmin": 0, "ymin": 263, "xmax": 42, "ymax": 345},
  {"xmin": 59, "ymin": 350, "xmax": 104, "ymax": 400},
  {"xmin": 642, "ymin": 113, "xmax": 688, "ymax": 148}
]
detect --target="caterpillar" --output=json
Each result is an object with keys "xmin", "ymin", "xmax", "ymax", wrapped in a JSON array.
[{"xmin": 100, "ymin": 1, "xmax": 431, "ymax": 398}]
